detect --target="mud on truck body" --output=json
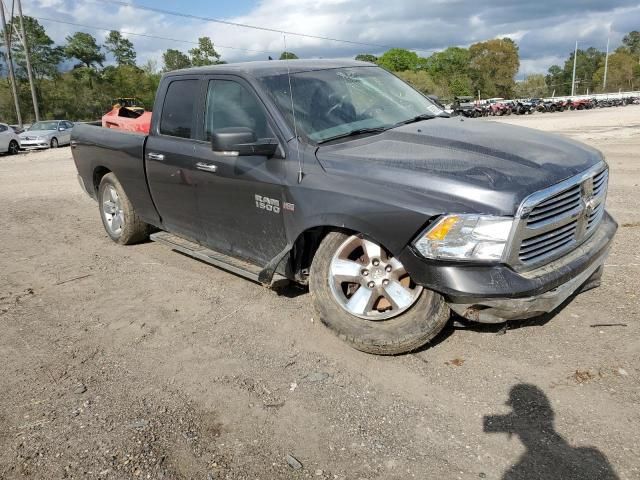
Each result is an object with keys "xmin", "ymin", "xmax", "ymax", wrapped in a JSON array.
[{"xmin": 71, "ymin": 60, "xmax": 617, "ymax": 354}]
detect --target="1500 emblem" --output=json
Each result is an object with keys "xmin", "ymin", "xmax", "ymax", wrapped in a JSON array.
[{"xmin": 255, "ymin": 194, "xmax": 280, "ymax": 213}]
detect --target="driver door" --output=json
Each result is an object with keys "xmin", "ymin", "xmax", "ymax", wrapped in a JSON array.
[{"xmin": 192, "ymin": 77, "xmax": 289, "ymax": 265}]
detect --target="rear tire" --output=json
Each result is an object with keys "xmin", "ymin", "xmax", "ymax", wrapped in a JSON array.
[
  {"xmin": 98, "ymin": 173, "xmax": 150, "ymax": 245},
  {"xmin": 310, "ymin": 232, "xmax": 450, "ymax": 355}
]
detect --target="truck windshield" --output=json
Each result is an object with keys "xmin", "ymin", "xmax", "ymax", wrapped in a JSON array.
[{"xmin": 260, "ymin": 66, "xmax": 444, "ymax": 143}]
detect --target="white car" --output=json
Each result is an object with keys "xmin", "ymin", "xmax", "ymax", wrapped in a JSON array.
[
  {"xmin": 0, "ymin": 123, "xmax": 21, "ymax": 155},
  {"xmin": 19, "ymin": 120, "xmax": 74, "ymax": 149}
]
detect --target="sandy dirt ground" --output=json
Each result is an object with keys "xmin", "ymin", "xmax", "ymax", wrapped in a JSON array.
[{"xmin": 1, "ymin": 106, "xmax": 639, "ymax": 480}]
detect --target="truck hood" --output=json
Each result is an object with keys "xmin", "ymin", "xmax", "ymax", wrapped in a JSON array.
[{"xmin": 315, "ymin": 118, "xmax": 604, "ymax": 215}]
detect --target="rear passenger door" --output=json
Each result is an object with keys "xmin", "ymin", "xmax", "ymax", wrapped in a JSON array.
[
  {"xmin": 145, "ymin": 76, "xmax": 205, "ymax": 242},
  {"xmin": 191, "ymin": 77, "xmax": 289, "ymax": 265}
]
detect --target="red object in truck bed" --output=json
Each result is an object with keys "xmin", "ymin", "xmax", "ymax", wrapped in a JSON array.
[{"xmin": 102, "ymin": 106, "xmax": 151, "ymax": 134}]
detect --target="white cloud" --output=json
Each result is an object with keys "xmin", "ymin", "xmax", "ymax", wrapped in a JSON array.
[{"xmin": 22, "ymin": 0, "xmax": 640, "ymax": 74}]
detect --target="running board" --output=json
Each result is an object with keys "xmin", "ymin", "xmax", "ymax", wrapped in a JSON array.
[{"xmin": 150, "ymin": 231, "xmax": 284, "ymax": 284}]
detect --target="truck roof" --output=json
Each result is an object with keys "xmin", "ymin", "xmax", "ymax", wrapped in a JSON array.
[{"xmin": 166, "ymin": 59, "xmax": 374, "ymax": 78}]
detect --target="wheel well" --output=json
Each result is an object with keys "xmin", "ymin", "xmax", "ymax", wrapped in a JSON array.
[
  {"xmin": 92, "ymin": 167, "xmax": 112, "ymax": 195},
  {"xmin": 288, "ymin": 226, "xmax": 355, "ymax": 283}
]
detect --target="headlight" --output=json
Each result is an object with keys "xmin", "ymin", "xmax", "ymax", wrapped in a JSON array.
[{"xmin": 413, "ymin": 214, "xmax": 514, "ymax": 261}]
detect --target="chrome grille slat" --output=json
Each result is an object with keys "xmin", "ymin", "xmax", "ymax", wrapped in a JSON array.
[
  {"xmin": 520, "ymin": 221, "xmax": 577, "ymax": 251},
  {"xmin": 520, "ymin": 237, "xmax": 575, "ymax": 262},
  {"xmin": 508, "ymin": 163, "xmax": 609, "ymax": 269},
  {"xmin": 532, "ymin": 185, "xmax": 581, "ymax": 209},
  {"xmin": 526, "ymin": 203, "xmax": 581, "ymax": 227},
  {"xmin": 526, "ymin": 191, "xmax": 581, "ymax": 220},
  {"xmin": 520, "ymin": 230, "xmax": 576, "ymax": 256}
]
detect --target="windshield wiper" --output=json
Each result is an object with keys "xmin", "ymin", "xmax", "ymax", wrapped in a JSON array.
[
  {"xmin": 392, "ymin": 113, "xmax": 436, "ymax": 128},
  {"xmin": 317, "ymin": 127, "xmax": 388, "ymax": 144}
]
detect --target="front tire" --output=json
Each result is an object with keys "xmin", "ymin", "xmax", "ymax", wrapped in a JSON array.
[
  {"xmin": 310, "ymin": 232, "xmax": 450, "ymax": 355},
  {"xmin": 98, "ymin": 173, "xmax": 150, "ymax": 245},
  {"xmin": 8, "ymin": 140, "xmax": 19, "ymax": 155},
  {"xmin": 50, "ymin": 137, "xmax": 58, "ymax": 148}
]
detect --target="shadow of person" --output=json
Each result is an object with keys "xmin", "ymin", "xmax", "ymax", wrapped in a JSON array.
[{"xmin": 484, "ymin": 384, "xmax": 619, "ymax": 480}]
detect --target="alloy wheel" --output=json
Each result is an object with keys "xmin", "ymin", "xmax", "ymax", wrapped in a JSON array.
[
  {"xmin": 328, "ymin": 235, "xmax": 423, "ymax": 320},
  {"xmin": 102, "ymin": 185, "xmax": 124, "ymax": 236}
]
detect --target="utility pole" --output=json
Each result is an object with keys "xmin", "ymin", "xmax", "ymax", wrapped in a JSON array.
[
  {"xmin": 571, "ymin": 41, "xmax": 578, "ymax": 97},
  {"xmin": 0, "ymin": 1, "xmax": 22, "ymax": 126},
  {"xmin": 603, "ymin": 35, "xmax": 610, "ymax": 92},
  {"xmin": 16, "ymin": 0, "xmax": 39, "ymax": 121}
]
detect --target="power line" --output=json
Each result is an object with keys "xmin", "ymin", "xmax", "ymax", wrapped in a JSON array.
[
  {"xmin": 94, "ymin": 0, "xmax": 412, "ymax": 51},
  {"xmin": 34, "ymin": 16, "xmax": 276, "ymax": 55},
  {"xmin": 96, "ymin": 0, "xmax": 393, "ymax": 48}
]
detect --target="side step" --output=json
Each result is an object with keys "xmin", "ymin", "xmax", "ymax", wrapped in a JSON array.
[{"xmin": 150, "ymin": 231, "xmax": 283, "ymax": 284}]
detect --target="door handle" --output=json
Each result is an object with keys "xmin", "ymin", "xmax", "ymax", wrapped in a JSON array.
[
  {"xmin": 196, "ymin": 162, "xmax": 218, "ymax": 173},
  {"xmin": 147, "ymin": 152, "xmax": 165, "ymax": 161}
]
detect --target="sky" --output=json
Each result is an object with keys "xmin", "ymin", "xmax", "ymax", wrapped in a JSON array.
[{"xmin": 22, "ymin": 0, "xmax": 640, "ymax": 76}]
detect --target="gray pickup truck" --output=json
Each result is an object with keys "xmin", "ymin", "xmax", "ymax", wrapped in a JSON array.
[{"xmin": 71, "ymin": 59, "xmax": 617, "ymax": 354}]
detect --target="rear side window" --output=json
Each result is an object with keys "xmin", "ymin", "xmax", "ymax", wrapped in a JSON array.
[
  {"xmin": 160, "ymin": 79, "xmax": 198, "ymax": 138},
  {"xmin": 0, "ymin": 124, "xmax": 7, "ymax": 133}
]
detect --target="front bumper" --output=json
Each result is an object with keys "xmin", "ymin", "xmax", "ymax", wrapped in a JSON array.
[
  {"xmin": 399, "ymin": 211, "xmax": 617, "ymax": 323},
  {"xmin": 20, "ymin": 139, "xmax": 50, "ymax": 148}
]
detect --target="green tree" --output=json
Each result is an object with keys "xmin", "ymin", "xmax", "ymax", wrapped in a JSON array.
[
  {"xmin": 279, "ymin": 51, "xmax": 298, "ymax": 60},
  {"xmin": 468, "ymin": 38, "xmax": 520, "ymax": 98},
  {"xmin": 562, "ymin": 47, "xmax": 605, "ymax": 94},
  {"xmin": 104, "ymin": 30, "xmax": 136, "ymax": 66},
  {"xmin": 0, "ymin": 16, "xmax": 63, "ymax": 80},
  {"xmin": 545, "ymin": 65, "xmax": 567, "ymax": 95},
  {"xmin": 515, "ymin": 74, "xmax": 548, "ymax": 98},
  {"xmin": 396, "ymin": 70, "xmax": 437, "ymax": 93},
  {"xmin": 162, "ymin": 49, "xmax": 191, "ymax": 71},
  {"xmin": 189, "ymin": 37, "xmax": 221, "ymax": 66},
  {"xmin": 424, "ymin": 47, "xmax": 472, "ymax": 96},
  {"xmin": 63, "ymin": 32, "xmax": 105, "ymax": 89},
  {"xmin": 425, "ymin": 47, "xmax": 469, "ymax": 78},
  {"xmin": 377, "ymin": 48, "xmax": 420, "ymax": 72},
  {"xmin": 593, "ymin": 50, "xmax": 640, "ymax": 92},
  {"xmin": 64, "ymin": 32, "xmax": 105, "ymax": 69},
  {"xmin": 622, "ymin": 30, "xmax": 640, "ymax": 57},
  {"xmin": 396, "ymin": 70, "xmax": 453, "ymax": 100},
  {"xmin": 355, "ymin": 53, "xmax": 377, "ymax": 63}
]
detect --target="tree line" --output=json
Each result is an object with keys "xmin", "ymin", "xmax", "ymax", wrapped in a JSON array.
[
  {"xmin": 1, "ymin": 17, "xmax": 638, "ymax": 123},
  {"xmin": 356, "ymin": 31, "xmax": 640, "ymax": 100},
  {"xmin": 0, "ymin": 17, "xmax": 226, "ymax": 123}
]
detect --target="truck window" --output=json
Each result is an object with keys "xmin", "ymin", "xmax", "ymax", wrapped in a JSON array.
[
  {"xmin": 204, "ymin": 80, "xmax": 268, "ymax": 141},
  {"xmin": 160, "ymin": 79, "xmax": 198, "ymax": 138}
]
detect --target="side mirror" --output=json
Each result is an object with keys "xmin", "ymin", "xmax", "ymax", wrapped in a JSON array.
[
  {"xmin": 58, "ymin": 127, "xmax": 66, "ymax": 131},
  {"xmin": 211, "ymin": 127, "xmax": 278, "ymax": 157}
]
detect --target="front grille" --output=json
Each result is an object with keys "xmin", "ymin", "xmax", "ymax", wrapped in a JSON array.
[
  {"xmin": 526, "ymin": 184, "xmax": 581, "ymax": 227},
  {"xmin": 519, "ymin": 220, "xmax": 578, "ymax": 263},
  {"xmin": 509, "ymin": 163, "xmax": 609, "ymax": 269}
]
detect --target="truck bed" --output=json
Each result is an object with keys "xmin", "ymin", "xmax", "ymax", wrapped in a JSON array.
[{"xmin": 71, "ymin": 123, "xmax": 160, "ymax": 225}]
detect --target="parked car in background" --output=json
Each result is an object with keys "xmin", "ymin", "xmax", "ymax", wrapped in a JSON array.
[
  {"xmin": 0, "ymin": 122, "xmax": 21, "ymax": 155},
  {"xmin": 19, "ymin": 120, "xmax": 74, "ymax": 149},
  {"xmin": 9, "ymin": 124, "xmax": 25, "ymax": 135}
]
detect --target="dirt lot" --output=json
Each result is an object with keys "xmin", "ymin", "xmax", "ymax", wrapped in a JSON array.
[{"xmin": 1, "ymin": 106, "xmax": 639, "ymax": 480}]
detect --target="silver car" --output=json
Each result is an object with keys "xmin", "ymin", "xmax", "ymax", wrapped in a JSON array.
[{"xmin": 19, "ymin": 120, "xmax": 74, "ymax": 149}]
